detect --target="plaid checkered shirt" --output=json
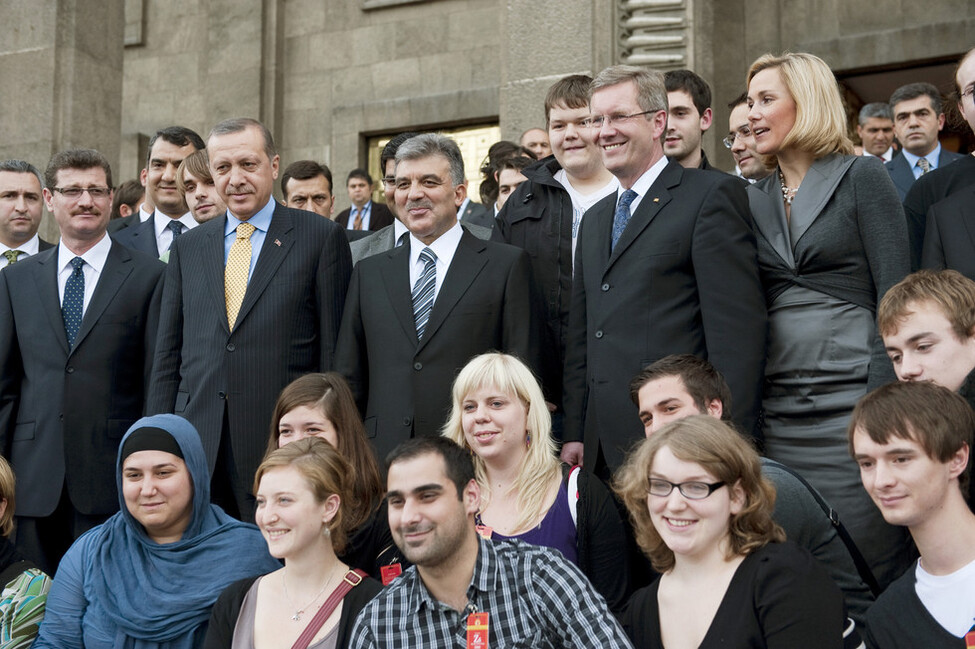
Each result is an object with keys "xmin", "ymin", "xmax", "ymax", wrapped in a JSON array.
[{"xmin": 349, "ymin": 536, "xmax": 634, "ymax": 648}]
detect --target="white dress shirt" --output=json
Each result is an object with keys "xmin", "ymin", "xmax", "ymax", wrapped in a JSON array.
[{"xmin": 57, "ymin": 234, "xmax": 113, "ymax": 313}]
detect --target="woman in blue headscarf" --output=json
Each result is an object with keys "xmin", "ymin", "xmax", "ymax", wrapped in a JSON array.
[{"xmin": 33, "ymin": 414, "xmax": 280, "ymax": 649}]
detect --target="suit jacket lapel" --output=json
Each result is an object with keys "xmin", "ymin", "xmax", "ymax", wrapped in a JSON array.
[
  {"xmin": 605, "ymin": 162, "xmax": 680, "ymax": 271},
  {"xmin": 960, "ymin": 188, "xmax": 975, "ymax": 252},
  {"xmin": 234, "ymin": 204, "xmax": 294, "ymax": 329},
  {"xmin": 204, "ymin": 215, "xmax": 230, "ymax": 334},
  {"xmin": 789, "ymin": 154, "xmax": 855, "ymax": 246},
  {"xmin": 418, "ymin": 232, "xmax": 487, "ymax": 352},
  {"xmin": 72, "ymin": 242, "xmax": 133, "ymax": 353},
  {"xmin": 33, "ymin": 248, "xmax": 70, "ymax": 354},
  {"xmin": 749, "ymin": 175, "xmax": 795, "ymax": 267},
  {"xmin": 380, "ymin": 244, "xmax": 418, "ymax": 346}
]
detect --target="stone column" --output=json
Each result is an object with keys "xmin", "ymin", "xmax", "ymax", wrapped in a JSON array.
[{"xmin": 0, "ymin": 0, "xmax": 125, "ymax": 241}]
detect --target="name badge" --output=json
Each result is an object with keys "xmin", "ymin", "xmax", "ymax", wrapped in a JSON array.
[
  {"xmin": 380, "ymin": 563, "xmax": 402, "ymax": 586},
  {"xmin": 466, "ymin": 612, "xmax": 489, "ymax": 649},
  {"xmin": 475, "ymin": 524, "xmax": 493, "ymax": 539}
]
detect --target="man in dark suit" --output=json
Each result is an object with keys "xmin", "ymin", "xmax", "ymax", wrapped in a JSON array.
[
  {"xmin": 561, "ymin": 65, "xmax": 766, "ymax": 477},
  {"xmin": 0, "ymin": 160, "xmax": 55, "ymax": 268},
  {"xmin": 149, "ymin": 118, "xmax": 352, "ymax": 519},
  {"xmin": 334, "ymin": 169, "xmax": 394, "ymax": 232},
  {"xmin": 336, "ymin": 133, "xmax": 542, "ymax": 460},
  {"xmin": 885, "ymin": 82, "xmax": 964, "ymax": 202},
  {"xmin": 281, "ymin": 159, "xmax": 336, "ymax": 219},
  {"xmin": 114, "ymin": 127, "xmax": 205, "ymax": 257},
  {"xmin": 0, "ymin": 149, "xmax": 165, "ymax": 571}
]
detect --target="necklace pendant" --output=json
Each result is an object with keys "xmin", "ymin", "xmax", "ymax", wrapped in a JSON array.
[{"xmin": 292, "ymin": 611, "xmax": 302, "ymax": 622}]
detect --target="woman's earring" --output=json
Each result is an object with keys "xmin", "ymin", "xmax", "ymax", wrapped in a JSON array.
[{"xmin": 526, "ymin": 431, "xmax": 532, "ymax": 447}]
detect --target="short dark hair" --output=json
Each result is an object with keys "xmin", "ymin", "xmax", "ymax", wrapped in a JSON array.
[
  {"xmin": 385, "ymin": 436, "xmax": 474, "ymax": 501},
  {"xmin": 629, "ymin": 354, "xmax": 732, "ymax": 419},
  {"xmin": 346, "ymin": 168, "xmax": 372, "ymax": 186},
  {"xmin": 664, "ymin": 69, "xmax": 712, "ymax": 115},
  {"xmin": 111, "ymin": 179, "xmax": 145, "ymax": 220},
  {"xmin": 544, "ymin": 75, "xmax": 593, "ymax": 124},
  {"xmin": 849, "ymin": 381, "xmax": 973, "ymax": 496},
  {"xmin": 496, "ymin": 154, "xmax": 535, "ymax": 175},
  {"xmin": 208, "ymin": 118, "xmax": 277, "ymax": 160},
  {"xmin": 727, "ymin": 91, "xmax": 748, "ymax": 111},
  {"xmin": 380, "ymin": 132, "xmax": 421, "ymax": 177},
  {"xmin": 890, "ymin": 82, "xmax": 943, "ymax": 115},
  {"xmin": 858, "ymin": 102, "xmax": 893, "ymax": 125},
  {"xmin": 281, "ymin": 160, "xmax": 333, "ymax": 199},
  {"xmin": 0, "ymin": 160, "xmax": 43, "ymax": 189},
  {"xmin": 146, "ymin": 126, "xmax": 205, "ymax": 167},
  {"xmin": 45, "ymin": 149, "xmax": 113, "ymax": 189}
]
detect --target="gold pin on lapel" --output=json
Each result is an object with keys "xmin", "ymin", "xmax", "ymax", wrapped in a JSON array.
[
  {"xmin": 274, "ymin": 239, "xmax": 282, "ymax": 246},
  {"xmin": 653, "ymin": 197, "xmax": 660, "ymax": 203}
]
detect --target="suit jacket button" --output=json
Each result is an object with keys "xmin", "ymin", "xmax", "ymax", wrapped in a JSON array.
[
  {"xmin": 601, "ymin": 283, "xmax": 610, "ymax": 291},
  {"xmin": 218, "ymin": 391, "xmax": 226, "ymax": 399},
  {"xmin": 595, "ymin": 330, "xmax": 603, "ymax": 339},
  {"xmin": 403, "ymin": 417, "xmax": 412, "ymax": 426},
  {"xmin": 66, "ymin": 366, "xmax": 74, "ymax": 374},
  {"xmin": 226, "ymin": 343, "xmax": 236, "ymax": 352},
  {"xmin": 413, "ymin": 362, "xmax": 422, "ymax": 371}
]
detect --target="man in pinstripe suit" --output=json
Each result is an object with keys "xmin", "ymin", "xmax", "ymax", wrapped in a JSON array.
[{"xmin": 149, "ymin": 118, "xmax": 352, "ymax": 520}]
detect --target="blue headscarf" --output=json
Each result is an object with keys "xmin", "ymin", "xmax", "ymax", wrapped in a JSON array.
[{"xmin": 88, "ymin": 414, "xmax": 280, "ymax": 649}]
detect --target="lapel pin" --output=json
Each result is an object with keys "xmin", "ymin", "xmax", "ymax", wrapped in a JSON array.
[
  {"xmin": 653, "ymin": 197, "xmax": 660, "ymax": 203},
  {"xmin": 274, "ymin": 239, "xmax": 281, "ymax": 246}
]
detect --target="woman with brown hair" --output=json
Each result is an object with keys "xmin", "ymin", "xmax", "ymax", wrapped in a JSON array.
[
  {"xmin": 615, "ymin": 416, "xmax": 845, "ymax": 648},
  {"xmin": 266, "ymin": 373, "xmax": 400, "ymax": 580}
]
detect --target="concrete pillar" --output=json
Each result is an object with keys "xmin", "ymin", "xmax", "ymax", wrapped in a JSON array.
[{"xmin": 0, "ymin": 0, "xmax": 125, "ymax": 241}]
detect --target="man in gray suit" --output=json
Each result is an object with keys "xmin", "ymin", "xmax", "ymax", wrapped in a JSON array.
[
  {"xmin": 149, "ymin": 118, "xmax": 352, "ymax": 520},
  {"xmin": 0, "ymin": 149, "xmax": 164, "ymax": 571},
  {"xmin": 351, "ymin": 132, "xmax": 492, "ymax": 265}
]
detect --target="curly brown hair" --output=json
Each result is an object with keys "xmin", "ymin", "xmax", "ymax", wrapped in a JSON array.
[{"xmin": 614, "ymin": 415, "xmax": 783, "ymax": 572}]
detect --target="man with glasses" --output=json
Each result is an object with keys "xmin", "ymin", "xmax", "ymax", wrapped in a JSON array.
[
  {"xmin": 561, "ymin": 65, "xmax": 766, "ymax": 479},
  {"xmin": 725, "ymin": 93, "xmax": 772, "ymax": 181},
  {"xmin": 0, "ymin": 149, "xmax": 165, "ymax": 572}
]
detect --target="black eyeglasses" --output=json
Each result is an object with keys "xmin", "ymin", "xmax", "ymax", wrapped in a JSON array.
[
  {"xmin": 53, "ymin": 186, "xmax": 111, "ymax": 200},
  {"xmin": 648, "ymin": 478, "xmax": 726, "ymax": 500}
]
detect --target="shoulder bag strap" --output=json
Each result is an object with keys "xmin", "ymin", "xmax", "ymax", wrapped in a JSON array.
[{"xmin": 290, "ymin": 569, "xmax": 368, "ymax": 649}]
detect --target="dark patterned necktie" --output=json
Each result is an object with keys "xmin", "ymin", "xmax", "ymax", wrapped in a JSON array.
[
  {"xmin": 611, "ymin": 189, "xmax": 638, "ymax": 250},
  {"xmin": 412, "ymin": 247, "xmax": 437, "ymax": 339},
  {"xmin": 62, "ymin": 257, "xmax": 85, "ymax": 347}
]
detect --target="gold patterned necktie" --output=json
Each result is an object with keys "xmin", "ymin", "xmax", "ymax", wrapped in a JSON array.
[
  {"xmin": 3, "ymin": 250, "xmax": 22, "ymax": 265},
  {"xmin": 225, "ymin": 222, "xmax": 256, "ymax": 331},
  {"xmin": 353, "ymin": 207, "xmax": 363, "ymax": 230}
]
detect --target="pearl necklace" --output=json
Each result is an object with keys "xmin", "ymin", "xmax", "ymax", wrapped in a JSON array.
[
  {"xmin": 282, "ymin": 562, "xmax": 339, "ymax": 622},
  {"xmin": 779, "ymin": 170, "xmax": 799, "ymax": 205}
]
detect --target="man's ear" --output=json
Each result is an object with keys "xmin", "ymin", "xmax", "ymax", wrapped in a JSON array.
[
  {"xmin": 706, "ymin": 398, "xmax": 723, "ymax": 420},
  {"xmin": 463, "ymin": 478, "xmax": 480, "ymax": 515},
  {"xmin": 948, "ymin": 443, "xmax": 970, "ymax": 481}
]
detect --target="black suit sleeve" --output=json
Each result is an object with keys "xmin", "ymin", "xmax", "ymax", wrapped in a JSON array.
[
  {"xmin": 501, "ymin": 249, "xmax": 544, "ymax": 387},
  {"xmin": 147, "ymin": 239, "xmax": 184, "ymax": 414},
  {"xmin": 335, "ymin": 265, "xmax": 368, "ymax": 414},
  {"xmin": 561, "ymin": 210, "xmax": 591, "ymax": 446},
  {"xmin": 142, "ymin": 266, "xmax": 165, "ymax": 411},
  {"xmin": 691, "ymin": 177, "xmax": 766, "ymax": 440},
  {"xmin": 317, "ymin": 224, "xmax": 353, "ymax": 371},
  {"xmin": 920, "ymin": 202, "xmax": 947, "ymax": 270},
  {"xmin": 0, "ymin": 272, "xmax": 22, "ymax": 455}
]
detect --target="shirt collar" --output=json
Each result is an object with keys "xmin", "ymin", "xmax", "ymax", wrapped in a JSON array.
[
  {"xmin": 409, "ymin": 220, "xmax": 463, "ymax": 266},
  {"xmin": 0, "ymin": 234, "xmax": 39, "ymax": 256},
  {"xmin": 225, "ymin": 198, "xmax": 275, "ymax": 236},
  {"xmin": 58, "ymin": 233, "xmax": 112, "ymax": 274},
  {"xmin": 902, "ymin": 143, "xmax": 942, "ymax": 170},
  {"xmin": 410, "ymin": 535, "xmax": 497, "ymax": 613},
  {"xmin": 620, "ymin": 155, "xmax": 669, "ymax": 199},
  {"xmin": 393, "ymin": 218, "xmax": 409, "ymax": 244},
  {"xmin": 153, "ymin": 210, "xmax": 195, "ymax": 238}
]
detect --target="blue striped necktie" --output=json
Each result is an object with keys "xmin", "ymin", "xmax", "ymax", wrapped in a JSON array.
[
  {"xmin": 62, "ymin": 257, "xmax": 85, "ymax": 347},
  {"xmin": 412, "ymin": 247, "xmax": 438, "ymax": 339}
]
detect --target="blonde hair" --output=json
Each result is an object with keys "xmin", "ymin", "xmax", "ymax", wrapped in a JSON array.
[
  {"xmin": 747, "ymin": 52, "xmax": 854, "ymax": 166},
  {"xmin": 0, "ymin": 457, "xmax": 15, "ymax": 537},
  {"xmin": 614, "ymin": 416, "xmax": 783, "ymax": 573},
  {"xmin": 443, "ymin": 353, "xmax": 560, "ymax": 532}
]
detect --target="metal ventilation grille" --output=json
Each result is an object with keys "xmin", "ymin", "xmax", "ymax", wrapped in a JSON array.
[{"xmin": 618, "ymin": 0, "xmax": 691, "ymax": 69}]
